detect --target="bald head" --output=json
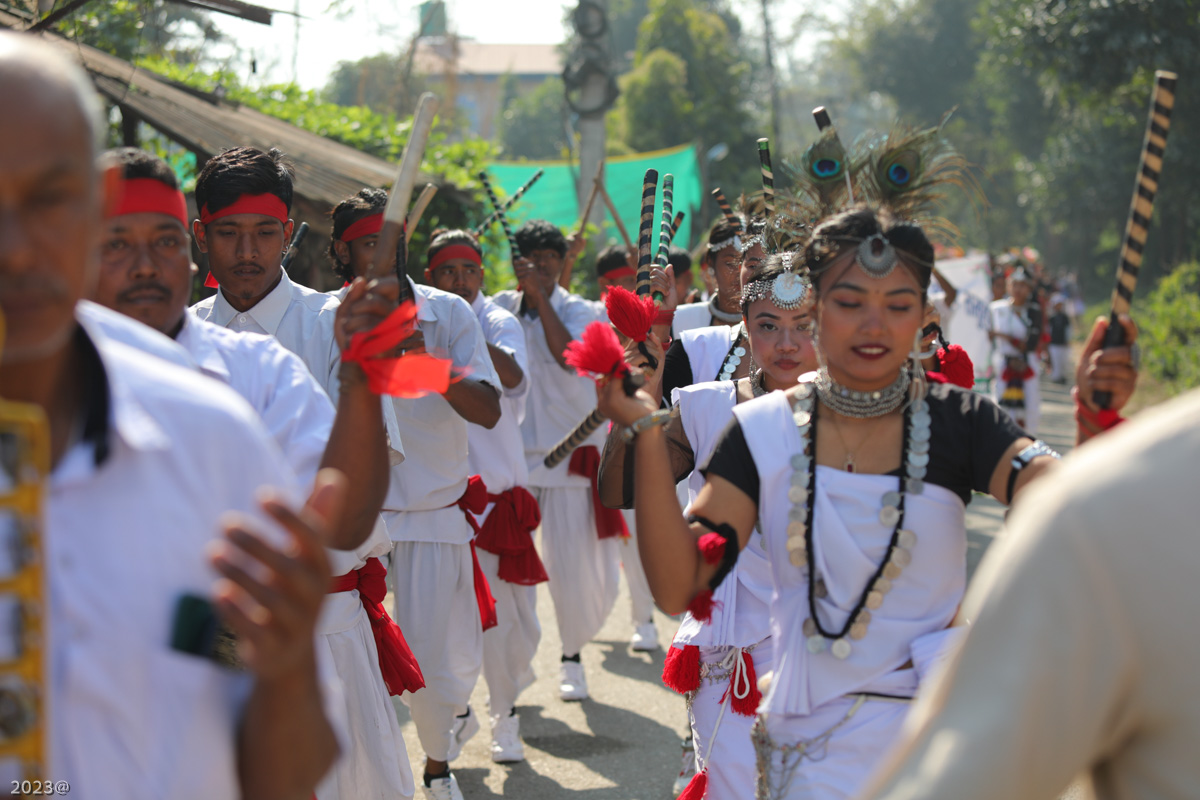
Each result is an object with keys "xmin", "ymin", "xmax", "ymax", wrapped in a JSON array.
[{"xmin": 0, "ymin": 32, "xmax": 106, "ymax": 363}]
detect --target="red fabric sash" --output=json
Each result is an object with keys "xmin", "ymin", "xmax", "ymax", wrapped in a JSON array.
[
  {"xmin": 475, "ymin": 486, "xmax": 547, "ymax": 585},
  {"xmin": 449, "ymin": 475, "xmax": 499, "ymax": 631},
  {"xmin": 568, "ymin": 445, "xmax": 630, "ymax": 540},
  {"xmin": 328, "ymin": 557, "xmax": 425, "ymax": 695}
]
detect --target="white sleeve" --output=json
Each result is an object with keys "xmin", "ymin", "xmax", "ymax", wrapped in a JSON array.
[
  {"xmin": 254, "ymin": 342, "xmax": 336, "ymax": 490},
  {"xmin": 449, "ymin": 298, "xmax": 501, "ymax": 392}
]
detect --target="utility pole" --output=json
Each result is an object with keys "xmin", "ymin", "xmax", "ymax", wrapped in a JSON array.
[
  {"xmin": 760, "ymin": 0, "xmax": 782, "ymax": 149},
  {"xmin": 565, "ymin": 0, "xmax": 618, "ymax": 235}
]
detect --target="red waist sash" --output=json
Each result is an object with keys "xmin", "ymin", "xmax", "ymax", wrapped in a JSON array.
[
  {"xmin": 475, "ymin": 485, "xmax": 547, "ymax": 585},
  {"xmin": 568, "ymin": 445, "xmax": 630, "ymax": 540},
  {"xmin": 450, "ymin": 475, "xmax": 498, "ymax": 631},
  {"xmin": 328, "ymin": 557, "xmax": 425, "ymax": 695}
]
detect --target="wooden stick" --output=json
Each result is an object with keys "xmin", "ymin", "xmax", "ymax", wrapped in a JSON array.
[
  {"xmin": 757, "ymin": 138, "xmax": 775, "ymax": 216},
  {"xmin": 471, "ymin": 169, "xmax": 545, "ymax": 235},
  {"xmin": 280, "ymin": 222, "xmax": 308, "ymax": 271},
  {"xmin": 478, "ymin": 171, "xmax": 522, "ymax": 259},
  {"xmin": 668, "ymin": 210, "xmax": 685, "ymax": 244},
  {"xmin": 543, "ymin": 371, "xmax": 644, "ymax": 469},
  {"xmin": 712, "ymin": 188, "xmax": 740, "ymax": 227},
  {"xmin": 636, "ymin": 169, "xmax": 658, "ymax": 297},
  {"xmin": 1095, "ymin": 69, "xmax": 1177, "ymax": 409},
  {"xmin": 404, "ymin": 184, "xmax": 438, "ymax": 245},
  {"xmin": 598, "ymin": 181, "xmax": 635, "ymax": 250},
  {"xmin": 371, "ymin": 92, "xmax": 439, "ymax": 281},
  {"xmin": 575, "ymin": 161, "xmax": 605, "ymax": 239}
]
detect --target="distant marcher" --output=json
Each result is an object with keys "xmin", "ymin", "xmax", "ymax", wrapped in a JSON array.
[{"xmin": 1047, "ymin": 298, "xmax": 1072, "ymax": 383}]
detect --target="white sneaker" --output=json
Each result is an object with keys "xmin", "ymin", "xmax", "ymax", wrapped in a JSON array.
[
  {"xmin": 559, "ymin": 660, "xmax": 589, "ymax": 701},
  {"xmin": 672, "ymin": 736, "xmax": 697, "ymax": 797},
  {"xmin": 630, "ymin": 621, "xmax": 659, "ymax": 651},
  {"xmin": 446, "ymin": 706, "xmax": 480, "ymax": 762},
  {"xmin": 421, "ymin": 772, "xmax": 463, "ymax": 800},
  {"xmin": 490, "ymin": 712, "xmax": 525, "ymax": 763}
]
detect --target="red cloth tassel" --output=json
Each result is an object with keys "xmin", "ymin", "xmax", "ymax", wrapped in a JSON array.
[
  {"xmin": 568, "ymin": 445, "xmax": 630, "ymax": 540},
  {"xmin": 451, "ymin": 475, "xmax": 498, "ymax": 631},
  {"xmin": 342, "ymin": 302, "xmax": 454, "ymax": 398},
  {"xmin": 204, "ymin": 272, "xmax": 219, "ymax": 288},
  {"xmin": 697, "ymin": 532, "xmax": 726, "ymax": 565},
  {"xmin": 475, "ymin": 486, "xmax": 548, "ymax": 585},
  {"xmin": 328, "ymin": 557, "xmax": 425, "ymax": 695},
  {"xmin": 934, "ymin": 344, "xmax": 975, "ymax": 389},
  {"xmin": 721, "ymin": 649, "xmax": 762, "ymax": 717},
  {"xmin": 687, "ymin": 589, "xmax": 717, "ymax": 623},
  {"xmin": 677, "ymin": 768, "xmax": 708, "ymax": 800},
  {"xmin": 564, "ymin": 320, "xmax": 630, "ymax": 381},
  {"xmin": 605, "ymin": 285, "xmax": 657, "ymax": 343},
  {"xmin": 662, "ymin": 644, "xmax": 701, "ymax": 694}
]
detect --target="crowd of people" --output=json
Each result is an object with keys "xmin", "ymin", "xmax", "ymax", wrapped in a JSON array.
[{"xmin": 1, "ymin": 30, "xmax": 1193, "ymax": 800}]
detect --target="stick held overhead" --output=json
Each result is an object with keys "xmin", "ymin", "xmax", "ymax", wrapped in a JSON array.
[{"xmin": 371, "ymin": 92, "xmax": 440, "ymax": 281}]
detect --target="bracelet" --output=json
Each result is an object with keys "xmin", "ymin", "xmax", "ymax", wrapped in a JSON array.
[
  {"xmin": 620, "ymin": 407, "xmax": 677, "ymax": 442},
  {"xmin": 654, "ymin": 308, "xmax": 675, "ymax": 325},
  {"xmin": 1071, "ymin": 387, "xmax": 1124, "ymax": 431}
]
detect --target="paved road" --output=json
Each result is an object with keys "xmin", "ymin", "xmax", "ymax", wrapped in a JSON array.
[{"xmin": 387, "ymin": 378, "xmax": 1083, "ymax": 798}]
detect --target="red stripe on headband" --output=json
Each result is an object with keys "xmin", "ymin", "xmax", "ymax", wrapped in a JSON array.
[
  {"xmin": 602, "ymin": 266, "xmax": 637, "ymax": 281},
  {"xmin": 199, "ymin": 192, "xmax": 288, "ymax": 225},
  {"xmin": 341, "ymin": 213, "xmax": 385, "ymax": 243},
  {"xmin": 110, "ymin": 178, "xmax": 188, "ymax": 228},
  {"xmin": 428, "ymin": 244, "xmax": 482, "ymax": 273}
]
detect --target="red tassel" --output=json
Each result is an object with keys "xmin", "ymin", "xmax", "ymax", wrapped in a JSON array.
[
  {"xmin": 677, "ymin": 768, "xmax": 708, "ymax": 800},
  {"xmin": 936, "ymin": 344, "xmax": 975, "ymax": 389},
  {"xmin": 564, "ymin": 320, "xmax": 630, "ymax": 381},
  {"xmin": 604, "ymin": 285, "xmax": 657, "ymax": 343},
  {"xmin": 662, "ymin": 644, "xmax": 701, "ymax": 694},
  {"xmin": 697, "ymin": 532, "xmax": 726, "ymax": 565},
  {"xmin": 687, "ymin": 590, "xmax": 717, "ymax": 623},
  {"xmin": 722, "ymin": 650, "xmax": 762, "ymax": 717}
]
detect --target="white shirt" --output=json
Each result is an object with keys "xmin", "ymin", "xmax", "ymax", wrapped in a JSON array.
[
  {"xmin": 191, "ymin": 269, "xmax": 342, "ymax": 398},
  {"xmin": 380, "ymin": 280, "xmax": 499, "ymax": 544},
  {"xmin": 672, "ymin": 300, "xmax": 716, "ymax": 337},
  {"xmin": 76, "ymin": 299, "xmax": 196, "ymax": 370},
  {"xmin": 492, "ymin": 285, "xmax": 608, "ymax": 488},
  {"xmin": 49, "ymin": 326, "xmax": 344, "ymax": 799},
  {"xmin": 467, "ymin": 292, "xmax": 530, "ymax": 496}
]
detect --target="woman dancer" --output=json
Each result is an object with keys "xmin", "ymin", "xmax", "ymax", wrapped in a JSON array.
[
  {"xmin": 601, "ymin": 256, "xmax": 816, "ymax": 798},
  {"xmin": 598, "ymin": 205, "xmax": 1061, "ymax": 799}
]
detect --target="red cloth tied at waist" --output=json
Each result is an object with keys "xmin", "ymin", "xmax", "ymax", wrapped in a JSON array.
[
  {"xmin": 475, "ymin": 486, "xmax": 547, "ymax": 585},
  {"xmin": 568, "ymin": 445, "xmax": 629, "ymax": 540},
  {"xmin": 451, "ymin": 475, "xmax": 499, "ymax": 631},
  {"xmin": 328, "ymin": 557, "xmax": 425, "ymax": 695}
]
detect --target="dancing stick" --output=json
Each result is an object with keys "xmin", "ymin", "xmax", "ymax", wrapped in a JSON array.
[
  {"xmin": 635, "ymin": 169, "xmax": 659, "ymax": 298},
  {"xmin": 757, "ymin": 138, "xmax": 775, "ymax": 216},
  {"xmin": 668, "ymin": 210, "xmax": 685, "ymax": 244},
  {"xmin": 712, "ymin": 188, "xmax": 740, "ymax": 228},
  {"xmin": 372, "ymin": 92, "xmax": 439, "ymax": 281},
  {"xmin": 478, "ymin": 171, "xmax": 522, "ymax": 260},
  {"xmin": 405, "ymin": 184, "xmax": 438, "ymax": 245},
  {"xmin": 575, "ymin": 161, "xmax": 605, "ymax": 239},
  {"xmin": 471, "ymin": 169, "xmax": 545, "ymax": 235},
  {"xmin": 280, "ymin": 222, "xmax": 308, "ymax": 271},
  {"xmin": 543, "ymin": 377, "xmax": 643, "ymax": 470},
  {"xmin": 656, "ymin": 174, "xmax": 674, "ymax": 268},
  {"xmin": 598, "ymin": 182, "xmax": 635, "ymax": 250},
  {"xmin": 1094, "ymin": 70, "xmax": 1177, "ymax": 409}
]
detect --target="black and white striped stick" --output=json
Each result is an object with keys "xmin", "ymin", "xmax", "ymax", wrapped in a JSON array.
[
  {"xmin": 543, "ymin": 371, "xmax": 645, "ymax": 470},
  {"xmin": 471, "ymin": 169, "xmax": 545, "ymax": 236},
  {"xmin": 757, "ymin": 138, "xmax": 775, "ymax": 216},
  {"xmin": 656, "ymin": 174, "xmax": 674, "ymax": 269},
  {"xmin": 478, "ymin": 171, "xmax": 522, "ymax": 260},
  {"xmin": 1095, "ymin": 70, "xmax": 1177, "ymax": 409},
  {"xmin": 668, "ymin": 210, "xmax": 685, "ymax": 244},
  {"xmin": 635, "ymin": 169, "xmax": 658, "ymax": 297},
  {"xmin": 712, "ymin": 188, "xmax": 740, "ymax": 228}
]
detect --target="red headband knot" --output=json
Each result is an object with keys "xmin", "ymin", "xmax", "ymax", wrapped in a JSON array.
[
  {"xmin": 428, "ymin": 244, "xmax": 483, "ymax": 273},
  {"xmin": 340, "ymin": 212, "xmax": 385, "ymax": 243},
  {"xmin": 109, "ymin": 177, "xmax": 188, "ymax": 228},
  {"xmin": 199, "ymin": 192, "xmax": 288, "ymax": 226}
]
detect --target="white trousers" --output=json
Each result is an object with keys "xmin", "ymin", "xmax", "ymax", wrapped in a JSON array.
[
  {"xmin": 477, "ymin": 547, "xmax": 540, "ymax": 716},
  {"xmin": 1049, "ymin": 343, "xmax": 1071, "ymax": 381},
  {"xmin": 690, "ymin": 643, "xmax": 774, "ymax": 800},
  {"xmin": 533, "ymin": 486, "xmax": 620, "ymax": 657},
  {"xmin": 756, "ymin": 697, "xmax": 911, "ymax": 800},
  {"xmin": 391, "ymin": 541, "xmax": 483, "ymax": 762},
  {"xmin": 621, "ymin": 508, "xmax": 655, "ymax": 626}
]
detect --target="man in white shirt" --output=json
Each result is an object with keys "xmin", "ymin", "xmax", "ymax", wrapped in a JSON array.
[
  {"xmin": 425, "ymin": 228, "xmax": 546, "ymax": 764},
  {"xmin": 330, "ymin": 192, "xmax": 501, "ymax": 800},
  {"xmin": 0, "ymin": 34, "xmax": 340, "ymax": 799},
  {"xmin": 988, "ymin": 267, "xmax": 1043, "ymax": 434},
  {"xmin": 90, "ymin": 148, "xmax": 415, "ymax": 799},
  {"xmin": 493, "ymin": 219, "xmax": 623, "ymax": 703}
]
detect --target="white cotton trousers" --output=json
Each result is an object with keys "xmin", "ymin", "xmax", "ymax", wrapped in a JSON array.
[
  {"xmin": 476, "ymin": 546, "xmax": 540, "ymax": 716},
  {"xmin": 391, "ymin": 541, "xmax": 483, "ymax": 762},
  {"xmin": 621, "ymin": 508, "xmax": 655, "ymax": 627},
  {"xmin": 315, "ymin": 593, "xmax": 414, "ymax": 800},
  {"xmin": 756, "ymin": 697, "xmax": 911, "ymax": 800},
  {"xmin": 532, "ymin": 486, "xmax": 620, "ymax": 657},
  {"xmin": 1049, "ymin": 343, "xmax": 1071, "ymax": 382},
  {"xmin": 690, "ymin": 642, "xmax": 774, "ymax": 800}
]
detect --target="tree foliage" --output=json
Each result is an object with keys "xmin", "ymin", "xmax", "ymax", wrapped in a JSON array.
[
  {"xmin": 495, "ymin": 77, "xmax": 570, "ymax": 160},
  {"xmin": 56, "ymin": 0, "xmax": 228, "ymax": 65}
]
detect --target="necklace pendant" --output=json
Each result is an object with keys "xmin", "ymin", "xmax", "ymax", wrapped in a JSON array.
[{"xmin": 845, "ymin": 458, "xmax": 855, "ymax": 473}]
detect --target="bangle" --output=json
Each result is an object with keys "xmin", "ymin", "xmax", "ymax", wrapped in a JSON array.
[
  {"xmin": 1071, "ymin": 387, "xmax": 1124, "ymax": 431},
  {"xmin": 620, "ymin": 407, "xmax": 677, "ymax": 442},
  {"xmin": 655, "ymin": 308, "xmax": 675, "ymax": 325}
]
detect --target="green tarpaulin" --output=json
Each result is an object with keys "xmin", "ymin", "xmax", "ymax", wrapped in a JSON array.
[{"xmin": 485, "ymin": 142, "xmax": 703, "ymax": 250}]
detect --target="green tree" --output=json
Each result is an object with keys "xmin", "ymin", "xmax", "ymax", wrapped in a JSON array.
[
  {"xmin": 495, "ymin": 77, "xmax": 570, "ymax": 160},
  {"xmin": 324, "ymin": 52, "xmax": 427, "ymax": 116},
  {"xmin": 56, "ymin": 0, "xmax": 227, "ymax": 66}
]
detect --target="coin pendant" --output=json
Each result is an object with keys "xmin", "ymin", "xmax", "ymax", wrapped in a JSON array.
[
  {"xmin": 883, "ymin": 562, "xmax": 902, "ymax": 580},
  {"xmin": 882, "ymin": 491, "xmax": 902, "ymax": 508},
  {"xmin": 802, "ymin": 618, "xmax": 817, "ymax": 637},
  {"xmin": 874, "ymin": 577, "xmax": 892, "ymax": 595},
  {"xmin": 831, "ymin": 638, "xmax": 852, "ymax": 660},
  {"xmin": 866, "ymin": 590, "xmax": 884, "ymax": 610},
  {"xmin": 793, "ymin": 410, "xmax": 811, "ymax": 427},
  {"xmin": 897, "ymin": 529, "xmax": 917, "ymax": 550},
  {"xmin": 906, "ymin": 478, "xmax": 925, "ymax": 495},
  {"xmin": 806, "ymin": 635, "xmax": 827, "ymax": 654},
  {"xmin": 786, "ymin": 521, "xmax": 805, "ymax": 538},
  {"xmin": 815, "ymin": 579, "xmax": 828, "ymax": 599},
  {"xmin": 879, "ymin": 505, "xmax": 900, "ymax": 526},
  {"xmin": 734, "ymin": 347, "xmax": 747, "ymax": 357},
  {"xmin": 892, "ymin": 548, "xmax": 912, "ymax": 568},
  {"xmin": 849, "ymin": 622, "xmax": 868, "ymax": 640},
  {"xmin": 788, "ymin": 548, "xmax": 806, "ymax": 568},
  {"xmin": 788, "ymin": 486, "xmax": 808, "ymax": 503}
]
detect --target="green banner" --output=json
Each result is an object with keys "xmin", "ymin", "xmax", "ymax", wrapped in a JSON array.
[{"xmin": 485, "ymin": 142, "xmax": 702, "ymax": 251}]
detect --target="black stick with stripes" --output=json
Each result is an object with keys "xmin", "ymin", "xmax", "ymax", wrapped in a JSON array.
[
  {"xmin": 543, "ymin": 372, "xmax": 644, "ymax": 470},
  {"xmin": 471, "ymin": 169, "xmax": 545, "ymax": 236},
  {"xmin": 668, "ymin": 211, "xmax": 685, "ymax": 244},
  {"xmin": 636, "ymin": 169, "xmax": 658, "ymax": 297},
  {"xmin": 1095, "ymin": 70, "xmax": 1177, "ymax": 409},
  {"xmin": 757, "ymin": 138, "xmax": 775, "ymax": 216},
  {"xmin": 478, "ymin": 171, "xmax": 522, "ymax": 260},
  {"xmin": 712, "ymin": 188, "xmax": 741, "ymax": 229}
]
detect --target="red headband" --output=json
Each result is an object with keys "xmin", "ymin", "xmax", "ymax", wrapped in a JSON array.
[
  {"xmin": 199, "ymin": 192, "xmax": 288, "ymax": 225},
  {"xmin": 109, "ymin": 177, "xmax": 188, "ymax": 228},
  {"xmin": 428, "ymin": 244, "xmax": 483, "ymax": 273},
  {"xmin": 601, "ymin": 266, "xmax": 636, "ymax": 281},
  {"xmin": 340, "ymin": 212, "xmax": 384, "ymax": 243}
]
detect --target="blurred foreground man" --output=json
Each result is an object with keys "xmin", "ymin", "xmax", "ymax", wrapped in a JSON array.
[{"xmin": 0, "ymin": 33, "xmax": 341, "ymax": 799}]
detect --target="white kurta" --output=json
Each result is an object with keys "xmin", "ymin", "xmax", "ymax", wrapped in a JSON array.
[
  {"xmin": 679, "ymin": 323, "xmax": 743, "ymax": 385},
  {"xmin": 987, "ymin": 298, "xmax": 1040, "ymax": 434},
  {"xmin": 672, "ymin": 301, "xmax": 715, "ymax": 337}
]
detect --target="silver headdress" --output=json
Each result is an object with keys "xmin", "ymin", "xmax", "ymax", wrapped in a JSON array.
[{"xmin": 741, "ymin": 250, "xmax": 812, "ymax": 311}]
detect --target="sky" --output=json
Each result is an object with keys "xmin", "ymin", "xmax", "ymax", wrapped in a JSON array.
[{"xmin": 210, "ymin": 0, "xmax": 817, "ymax": 91}]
